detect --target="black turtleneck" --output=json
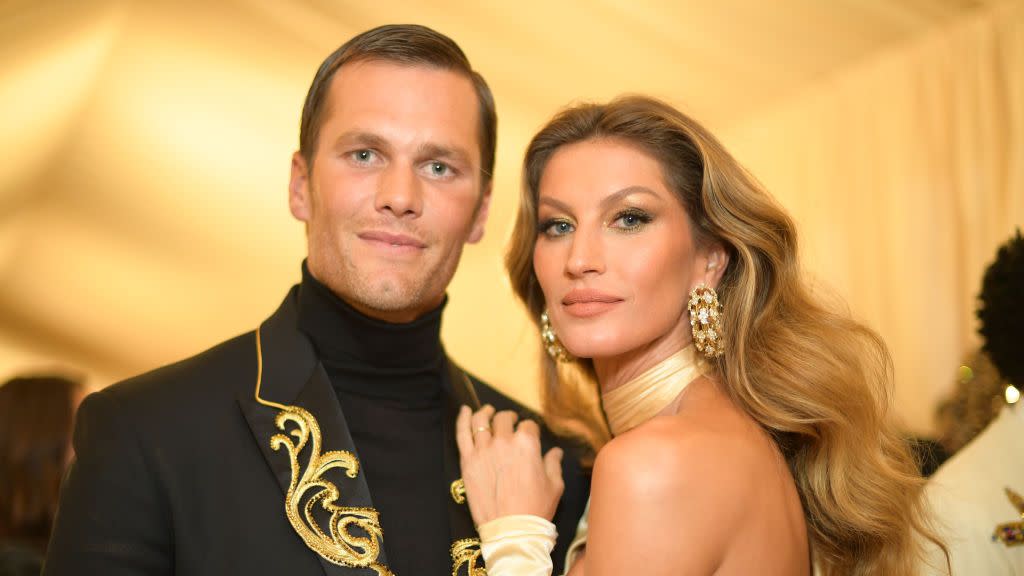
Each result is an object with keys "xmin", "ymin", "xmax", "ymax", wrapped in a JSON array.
[{"xmin": 297, "ymin": 263, "xmax": 450, "ymax": 576}]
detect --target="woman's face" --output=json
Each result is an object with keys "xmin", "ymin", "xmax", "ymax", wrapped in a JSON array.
[{"xmin": 533, "ymin": 138, "xmax": 715, "ymax": 361}]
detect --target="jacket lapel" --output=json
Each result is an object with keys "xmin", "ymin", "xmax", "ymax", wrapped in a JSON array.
[
  {"xmin": 238, "ymin": 288, "xmax": 389, "ymax": 576},
  {"xmin": 441, "ymin": 358, "xmax": 485, "ymax": 574}
]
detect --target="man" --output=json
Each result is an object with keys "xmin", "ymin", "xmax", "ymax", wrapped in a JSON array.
[
  {"xmin": 44, "ymin": 24, "xmax": 589, "ymax": 576},
  {"xmin": 922, "ymin": 230, "xmax": 1024, "ymax": 575}
]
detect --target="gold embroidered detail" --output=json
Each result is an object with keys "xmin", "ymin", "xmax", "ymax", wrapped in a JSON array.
[
  {"xmin": 451, "ymin": 479, "xmax": 467, "ymax": 504},
  {"xmin": 255, "ymin": 328, "xmax": 392, "ymax": 575},
  {"xmin": 993, "ymin": 487, "xmax": 1024, "ymax": 546},
  {"xmin": 451, "ymin": 538, "xmax": 486, "ymax": 576}
]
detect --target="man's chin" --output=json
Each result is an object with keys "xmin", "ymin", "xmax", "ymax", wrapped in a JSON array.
[{"xmin": 347, "ymin": 277, "xmax": 441, "ymax": 318}]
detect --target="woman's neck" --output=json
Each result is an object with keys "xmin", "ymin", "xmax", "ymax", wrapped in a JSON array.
[{"xmin": 594, "ymin": 324, "xmax": 693, "ymax": 394}]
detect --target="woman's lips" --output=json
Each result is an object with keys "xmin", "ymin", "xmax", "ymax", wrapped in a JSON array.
[{"xmin": 562, "ymin": 289, "xmax": 623, "ymax": 318}]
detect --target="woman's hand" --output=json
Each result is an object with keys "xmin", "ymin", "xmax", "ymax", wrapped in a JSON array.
[{"xmin": 455, "ymin": 405, "xmax": 565, "ymax": 527}]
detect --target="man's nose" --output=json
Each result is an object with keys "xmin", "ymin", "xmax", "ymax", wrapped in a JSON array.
[{"xmin": 375, "ymin": 163, "xmax": 423, "ymax": 217}]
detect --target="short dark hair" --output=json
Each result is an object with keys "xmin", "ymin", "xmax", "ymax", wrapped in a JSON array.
[
  {"xmin": 299, "ymin": 24, "xmax": 497, "ymax": 186},
  {"xmin": 977, "ymin": 228, "xmax": 1024, "ymax": 386}
]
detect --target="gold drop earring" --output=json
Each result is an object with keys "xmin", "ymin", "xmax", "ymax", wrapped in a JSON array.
[
  {"xmin": 688, "ymin": 282, "xmax": 725, "ymax": 359},
  {"xmin": 540, "ymin": 310, "xmax": 571, "ymax": 363}
]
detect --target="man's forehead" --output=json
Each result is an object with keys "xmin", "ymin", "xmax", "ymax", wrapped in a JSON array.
[
  {"xmin": 321, "ymin": 60, "xmax": 481, "ymax": 156},
  {"xmin": 327, "ymin": 60, "xmax": 477, "ymax": 116}
]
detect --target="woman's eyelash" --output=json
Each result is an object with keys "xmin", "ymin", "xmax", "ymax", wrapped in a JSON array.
[
  {"xmin": 536, "ymin": 210, "xmax": 652, "ymax": 236},
  {"xmin": 538, "ymin": 218, "xmax": 573, "ymax": 236},
  {"xmin": 614, "ymin": 209, "xmax": 653, "ymax": 227}
]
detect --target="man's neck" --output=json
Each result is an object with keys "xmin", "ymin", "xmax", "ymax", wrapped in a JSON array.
[{"xmin": 297, "ymin": 261, "xmax": 446, "ymax": 371}]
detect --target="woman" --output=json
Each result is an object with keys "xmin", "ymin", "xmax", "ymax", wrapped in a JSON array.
[
  {"xmin": 0, "ymin": 375, "xmax": 84, "ymax": 572},
  {"xmin": 455, "ymin": 96, "xmax": 946, "ymax": 575}
]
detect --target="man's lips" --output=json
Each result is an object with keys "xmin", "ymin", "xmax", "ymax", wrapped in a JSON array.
[{"xmin": 358, "ymin": 231, "xmax": 427, "ymax": 249}]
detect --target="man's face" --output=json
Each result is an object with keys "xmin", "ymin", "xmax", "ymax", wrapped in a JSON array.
[{"xmin": 289, "ymin": 60, "xmax": 491, "ymax": 323}]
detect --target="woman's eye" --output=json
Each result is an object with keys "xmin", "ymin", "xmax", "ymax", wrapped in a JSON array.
[
  {"xmin": 540, "ymin": 219, "xmax": 574, "ymax": 237},
  {"xmin": 613, "ymin": 210, "xmax": 652, "ymax": 231}
]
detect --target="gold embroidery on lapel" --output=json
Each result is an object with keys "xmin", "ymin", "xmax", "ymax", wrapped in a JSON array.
[
  {"xmin": 993, "ymin": 486, "xmax": 1024, "ymax": 547},
  {"xmin": 450, "ymin": 538, "xmax": 486, "ymax": 576},
  {"xmin": 449, "ymin": 369, "xmax": 484, "ymax": 574},
  {"xmin": 450, "ymin": 479, "xmax": 467, "ymax": 504},
  {"xmin": 255, "ymin": 328, "xmax": 393, "ymax": 575}
]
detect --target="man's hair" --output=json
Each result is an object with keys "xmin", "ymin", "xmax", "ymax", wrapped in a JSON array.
[{"xmin": 299, "ymin": 24, "xmax": 497, "ymax": 186}]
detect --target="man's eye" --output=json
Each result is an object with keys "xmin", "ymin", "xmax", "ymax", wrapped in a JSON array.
[
  {"xmin": 429, "ymin": 162, "xmax": 450, "ymax": 177},
  {"xmin": 351, "ymin": 149, "xmax": 376, "ymax": 163}
]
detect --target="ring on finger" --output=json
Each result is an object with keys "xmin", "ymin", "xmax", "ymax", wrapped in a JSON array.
[{"xmin": 471, "ymin": 425, "xmax": 492, "ymax": 438}]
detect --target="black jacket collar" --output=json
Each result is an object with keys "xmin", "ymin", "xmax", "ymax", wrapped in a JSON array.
[{"xmin": 237, "ymin": 287, "xmax": 481, "ymax": 576}]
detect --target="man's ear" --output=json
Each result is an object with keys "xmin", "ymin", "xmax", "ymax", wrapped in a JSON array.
[
  {"xmin": 289, "ymin": 151, "xmax": 312, "ymax": 222},
  {"xmin": 467, "ymin": 181, "xmax": 492, "ymax": 244}
]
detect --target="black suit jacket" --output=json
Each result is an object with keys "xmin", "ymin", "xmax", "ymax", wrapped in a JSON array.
[{"xmin": 44, "ymin": 288, "xmax": 590, "ymax": 575}]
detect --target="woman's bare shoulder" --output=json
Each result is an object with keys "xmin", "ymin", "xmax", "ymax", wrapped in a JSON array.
[
  {"xmin": 594, "ymin": 407, "xmax": 764, "ymax": 499},
  {"xmin": 585, "ymin": 410, "xmax": 769, "ymax": 573}
]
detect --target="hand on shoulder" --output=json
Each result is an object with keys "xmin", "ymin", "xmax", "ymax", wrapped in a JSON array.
[{"xmin": 455, "ymin": 405, "xmax": 565, "ymax": 527}]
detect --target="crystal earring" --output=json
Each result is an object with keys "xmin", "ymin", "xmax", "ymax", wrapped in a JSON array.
[
  {"xmin": 688, "ymin": 284, "xmax": 724, "ymax": 358},
  {"xmin": 540, "ymin": 310, "xmax": 571, "ymax": 362}
]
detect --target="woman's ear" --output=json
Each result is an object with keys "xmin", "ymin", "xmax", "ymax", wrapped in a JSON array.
[{"xmin": 702, "ymin": 243, "xmax": 730, "ymax": 289}]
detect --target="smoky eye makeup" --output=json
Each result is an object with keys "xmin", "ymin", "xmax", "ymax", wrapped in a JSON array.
[
  {"xmin": 537, "ymin": 216, "xmax": 575, "ymax": 237},
  {"xmin": 609, "ymin": 206, "xmax": 655, "ymax": 232}
]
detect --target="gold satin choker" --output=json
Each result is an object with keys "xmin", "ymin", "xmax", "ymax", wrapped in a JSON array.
[{"xmin": 601, "ymin": 344, "xmax": 707, "ymax": 436}]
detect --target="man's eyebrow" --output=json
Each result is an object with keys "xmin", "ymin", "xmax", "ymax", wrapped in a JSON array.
[
  {"xmin": 332, "ymin": 131, "xmax": 390, "ymax": 150},
  {"xmin": 416, "ymin": 142, "xmax": 473, "ymax": 166}
]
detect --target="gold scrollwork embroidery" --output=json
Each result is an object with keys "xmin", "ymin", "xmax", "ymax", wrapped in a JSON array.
[
  {"xmin": 451, "ymin": 479, "xmax": 467, "ymax": 504},
  {"xmin": 255, "ymin": 329, "xmax": 393, "ymax": 575},
  {"xmin": 451, "ymin": 538, "xmax": 486, "ymax": 576},
  {"xmin": 993, "ymin": 487, "xmax": 1024, "ymax": 547}
]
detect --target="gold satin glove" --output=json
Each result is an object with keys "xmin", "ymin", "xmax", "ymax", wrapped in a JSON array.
[{"xmin": 478, "ymin": 515, "xmax": 558, "ymax": 576}]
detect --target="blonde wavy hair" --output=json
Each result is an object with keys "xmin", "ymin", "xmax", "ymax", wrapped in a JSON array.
[{"xmin": 506, "ymin": 96, "xmax": 947, "ymax": 575}]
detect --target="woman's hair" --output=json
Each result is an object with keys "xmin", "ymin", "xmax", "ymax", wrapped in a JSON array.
[
  {"xmin": 0, "ymin": 375, "xmax": 82, "ymax": 551},
  {"xmin": 506, "ymin": 95, "xmax": 947, "ymax": 575}
]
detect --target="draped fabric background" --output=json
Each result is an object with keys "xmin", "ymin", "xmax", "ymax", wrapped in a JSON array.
[
  {"xmin": 721, "ymin": 4, "xmax": 1024, "ymax": 432},
  {"xmin": 1, "ymin": 0, "xmax": 1020, "ymax": 434}
]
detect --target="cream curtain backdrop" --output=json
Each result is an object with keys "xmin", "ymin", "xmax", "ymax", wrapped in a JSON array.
[
  {"xmin": 0, "ymin": 0, "xmax": 1019, "ymax": 435},
  {"xmin": 721, "ymin": 2, "xmax": 1024, "ymax": 433}
]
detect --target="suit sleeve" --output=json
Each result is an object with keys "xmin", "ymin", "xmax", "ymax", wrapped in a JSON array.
[{"xmin": 43, "ymin": 390, "xmax": 173, "ymax": 575}]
